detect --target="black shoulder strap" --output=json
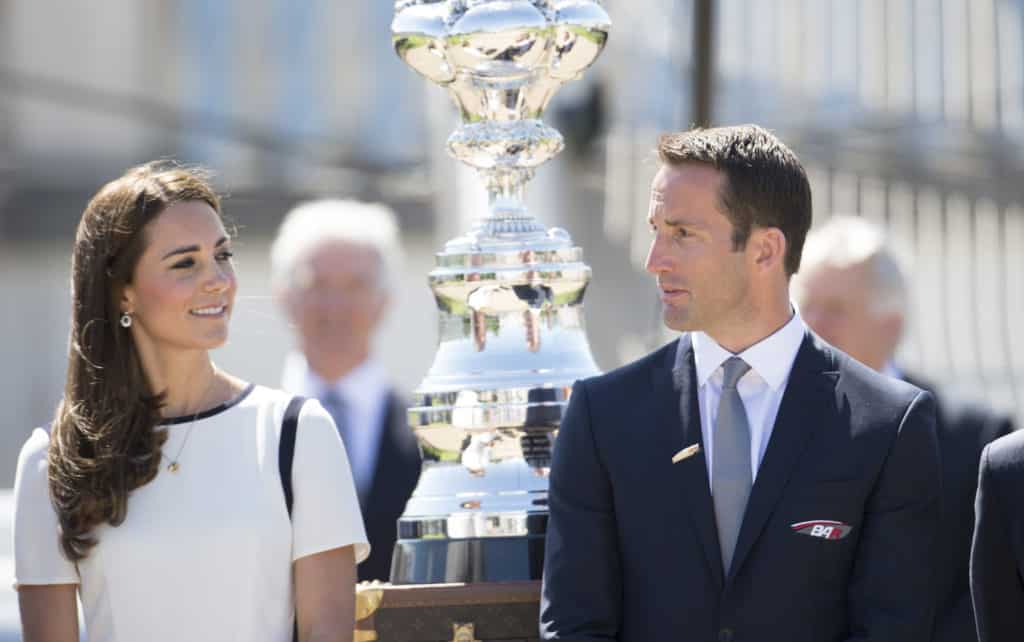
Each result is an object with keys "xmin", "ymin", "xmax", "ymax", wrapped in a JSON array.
[
  {"xmin": 279, "ymin": 396, "xmax": 308, "ymax": 642},
  {"xmin": 279, "ymin": 396, "xmax": 307, "ymax": 518}
]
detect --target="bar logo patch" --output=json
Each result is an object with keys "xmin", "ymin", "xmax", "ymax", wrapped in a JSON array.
[{"xmin": 791, "ymin": 520, "xmax": 852, "ymax": 540}]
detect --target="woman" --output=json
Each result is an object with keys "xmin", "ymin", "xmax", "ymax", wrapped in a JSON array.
[{"xmin": 12, "ymin": 162, "xmax": 367, "ymax": 642}]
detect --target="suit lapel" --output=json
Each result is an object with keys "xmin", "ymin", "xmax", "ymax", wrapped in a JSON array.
[
  {"xmin": 655, "ymin": 335, "xmax": 725, "ymax": 589},
  {"xmin": 726, "ymin": 334, "xmax": 840, "ymax": 582}
]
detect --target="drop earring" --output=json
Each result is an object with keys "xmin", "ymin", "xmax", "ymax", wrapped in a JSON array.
[{"xmin": 120, "ymin": 313, "xmax": 133, "ymax": 328}]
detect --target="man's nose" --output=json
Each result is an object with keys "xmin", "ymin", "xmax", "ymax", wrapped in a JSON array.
[{"xmin": 645, "ymin": 236, "xmax": 668, "ymax": 275}]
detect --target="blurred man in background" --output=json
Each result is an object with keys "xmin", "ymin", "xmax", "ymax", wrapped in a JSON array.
[
  {"xmin": 795, "ymin": 214, "xmax": 1014, "ymax": 642},
  {"xmin": 271, "ymin": 199, "xmax": 421, "ymax": 582}
]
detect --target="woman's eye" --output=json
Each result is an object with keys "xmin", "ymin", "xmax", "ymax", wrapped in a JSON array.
[
  {"xmin": 217, "ymin": 251, "xmax": 234, "ymax": 262},
  {"xmin": 171, "ymin": 258, "xmax": 195, "ymax": 269}
]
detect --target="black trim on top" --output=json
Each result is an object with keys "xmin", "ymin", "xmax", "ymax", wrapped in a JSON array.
[{"xmin": 159, "ymin": 383, "xmax": 256, "ymax": 425}]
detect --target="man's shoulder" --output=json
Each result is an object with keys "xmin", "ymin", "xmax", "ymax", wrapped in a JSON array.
[
  {"xmin": 822, "ymin": 339, "xmax": 924, "ymax": 408},
  {"xmin": 983, "ymin": 430, "xmax": 1024, "ymax": 475},
  {"xmin": 795, "ymin": 335, "xmax": 934, "ymax": 440}
]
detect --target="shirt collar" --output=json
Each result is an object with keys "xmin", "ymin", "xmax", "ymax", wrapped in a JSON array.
[
  {"xmin": 691, "ymin": 306, "xmax": 807, "ymax": 391},
  {"xmin": 333, "ymin": 359, "xmax": 387, "ymax": 406}
]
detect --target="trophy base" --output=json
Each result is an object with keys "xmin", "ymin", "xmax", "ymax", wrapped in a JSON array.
[{"xmin": 389, "ymin": 535, "xmax": 545, "ymax": 584}]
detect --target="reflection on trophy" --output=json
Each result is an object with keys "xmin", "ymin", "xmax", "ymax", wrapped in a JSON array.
[{"xmin": 389, "ymin": 0, "xmax": 611, "ymax": 584}]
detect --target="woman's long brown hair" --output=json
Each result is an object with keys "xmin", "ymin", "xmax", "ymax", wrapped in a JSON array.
[{"xmin": 49, "ymin": 161, "xmax": 222, "ymax": 561}]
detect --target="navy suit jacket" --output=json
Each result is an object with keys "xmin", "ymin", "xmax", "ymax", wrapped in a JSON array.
[
  {"xmin": 541, "ymin": 333, "xmax": 942, "ymax": 642},
  {"xmin": 970, "ymin": 429, "xmax": 1024, "ymax": 642}
]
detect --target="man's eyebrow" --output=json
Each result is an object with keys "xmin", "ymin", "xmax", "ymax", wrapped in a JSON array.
[
  {"xmin": 160, "ymin": 236, "xmax": 229, "ymax": 260},
  {"xmin": 649, "ymin": 216, "xmax": 707, "ymax": 229}
]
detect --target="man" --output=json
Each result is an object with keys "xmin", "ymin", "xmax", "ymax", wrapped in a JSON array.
[
  {"xmin": 540, "ymin": 125, "xmax": 942, "ymax": 641},
  {"xmin": 271, "ymin": 199, "xmax": 421, "ymax": 582},
  {"xmin": 795, "ymin": 215, "xmax": 1015, "ymax": 642},
  {"xmin": 970, "ymin": 430, "xmax": 1024, "ymax": 642}
]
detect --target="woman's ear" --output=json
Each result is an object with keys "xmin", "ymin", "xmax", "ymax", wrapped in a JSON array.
[{"xmin": 119, "ymin": 285, "xmax": 135, "ymax": 315}]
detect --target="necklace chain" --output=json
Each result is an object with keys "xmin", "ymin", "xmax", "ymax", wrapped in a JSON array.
[{"xmin": 165, "ymin": 371, "xmax": 221, "ymax": 474}]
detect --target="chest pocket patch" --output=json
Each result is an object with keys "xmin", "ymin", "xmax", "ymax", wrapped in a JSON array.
[{"xmin": 791, "ymin": 520, "xmax": 853, "ymax": 540}]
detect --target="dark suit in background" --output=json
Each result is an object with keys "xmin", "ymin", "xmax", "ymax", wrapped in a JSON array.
[
  {"xmin": 359, "ymin": 392, "xmax": 422, "ymax": 582},
  {"xmin": 970, "ymin": 430, "xmax": 1024, "ymax": 642},
  {"xmin": 541, "ymin": 334, "xmax": 941, "ymax": 642},
  {"xmin": 903, "ymin": 374, "xmax": 1015, "ymax": 642}
]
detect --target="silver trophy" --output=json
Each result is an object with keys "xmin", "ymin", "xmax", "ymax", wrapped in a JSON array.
[{"xmin": 390, "ymin": 0, "xmax": 610, "ymax": 583}]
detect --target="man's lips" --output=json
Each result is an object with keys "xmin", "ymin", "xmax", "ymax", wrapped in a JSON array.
[{"xmin": 658, "ymin": 287, "xmax": 689, "ymax": 304}]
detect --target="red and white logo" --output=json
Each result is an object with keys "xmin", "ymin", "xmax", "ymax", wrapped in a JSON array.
[{"xmin": 790, "ymin": 520, "xmax": 852, "ymax": 540}]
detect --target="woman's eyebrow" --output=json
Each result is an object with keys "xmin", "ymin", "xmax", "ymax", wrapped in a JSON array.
[{"xmin": 160, "ymin": 236, "xmax": 229, "ymax": 260}]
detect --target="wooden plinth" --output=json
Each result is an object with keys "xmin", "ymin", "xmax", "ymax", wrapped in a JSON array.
[{"xmin": 355, "ymin": 580, "xmax": 541, "ymax": 642}]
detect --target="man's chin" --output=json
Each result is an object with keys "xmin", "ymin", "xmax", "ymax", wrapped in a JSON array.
[{"xmin": 662, "ymin": 309, "xmax": 695, "ymax": 333}]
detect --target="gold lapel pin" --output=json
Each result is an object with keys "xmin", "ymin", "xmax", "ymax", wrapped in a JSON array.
[{"xmin": 672, "ymin": 443, "xmax": 701, "ymax": 464}]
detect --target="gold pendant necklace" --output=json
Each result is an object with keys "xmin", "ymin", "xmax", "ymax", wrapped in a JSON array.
[{"xmin": 166, "ymin": 408, "xmax": 200, "ymax": 473}]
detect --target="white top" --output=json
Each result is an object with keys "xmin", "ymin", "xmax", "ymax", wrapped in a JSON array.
[
  {"xmin": 281, "ymin": 352, "xmax": 390, "ymax": 503},
  {"xmin": 12, "ymin": 384, "xmax": 369, "ymax": 642},
  {"xmin": 687, "ymin": 309, "xmax": 807, "ymax": 489}
]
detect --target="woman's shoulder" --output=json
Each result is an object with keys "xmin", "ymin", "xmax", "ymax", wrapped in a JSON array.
[
  {"xmin": 14, "ymin": 428, "xmax": 54, "ymax": 499},
  {"xmin": 241, "ymin": 384, "xmax": 318, "ymax": 409},
  {"xmin": 241, "ymin": 384, "xmax": 311, "ymax": 411},
  {"xmin": 16, "ymin": 428, "xmax": 52, "ymax": 474},
  {"xmin": 238, "ymin": 385, "xmax": 331, "ymax": 429}
]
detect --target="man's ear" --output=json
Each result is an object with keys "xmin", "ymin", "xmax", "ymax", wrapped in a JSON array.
[{"xmin": 748, "ymin": 227, "xmax": 787, "ymax": 273}]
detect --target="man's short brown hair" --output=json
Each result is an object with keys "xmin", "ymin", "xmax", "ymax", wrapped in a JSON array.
[{"xmin": 657, "ymin": 124, "xmax": 812, "ymax": 276}]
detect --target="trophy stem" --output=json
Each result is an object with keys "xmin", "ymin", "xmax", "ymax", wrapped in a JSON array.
[
  {"xmin": 482, "ymin": 168, "xmax": 532, "ymax": 205},
  {"xmin": 473, "ymin": 168, "xmax": 547, "ymax": 238}
]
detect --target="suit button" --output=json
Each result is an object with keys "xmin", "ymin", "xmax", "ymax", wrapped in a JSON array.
[{"xmin": 719, "ymin": 628, "xmax": 734, "ymax": 642}]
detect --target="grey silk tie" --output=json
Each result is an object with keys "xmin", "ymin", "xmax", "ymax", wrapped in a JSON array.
[{"xmin": 713, "ymin": 356, "xmax": 752, "ymax": 575}]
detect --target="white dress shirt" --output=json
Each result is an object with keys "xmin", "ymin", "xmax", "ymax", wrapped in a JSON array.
[
  {"xmin": 281, "ymin": 352, "xmax": 391, "ymax": 503},
  {"xmin": 687, "ymin": 308, "xmax": 807, "ymax": 490}
]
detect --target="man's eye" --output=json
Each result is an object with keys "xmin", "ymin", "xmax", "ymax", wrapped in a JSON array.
[
  {"xmin": 171, "ymin": 258, "xmax": 195, "ymax": 269},
  {"xmin": 675, "ymin": 228, "xmax": 691, "ymax": 239}
]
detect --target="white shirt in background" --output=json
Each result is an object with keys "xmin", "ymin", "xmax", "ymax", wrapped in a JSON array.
[{"xmin": 281, "ymin": 352, "xmax": 390, "ymax": 503}]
